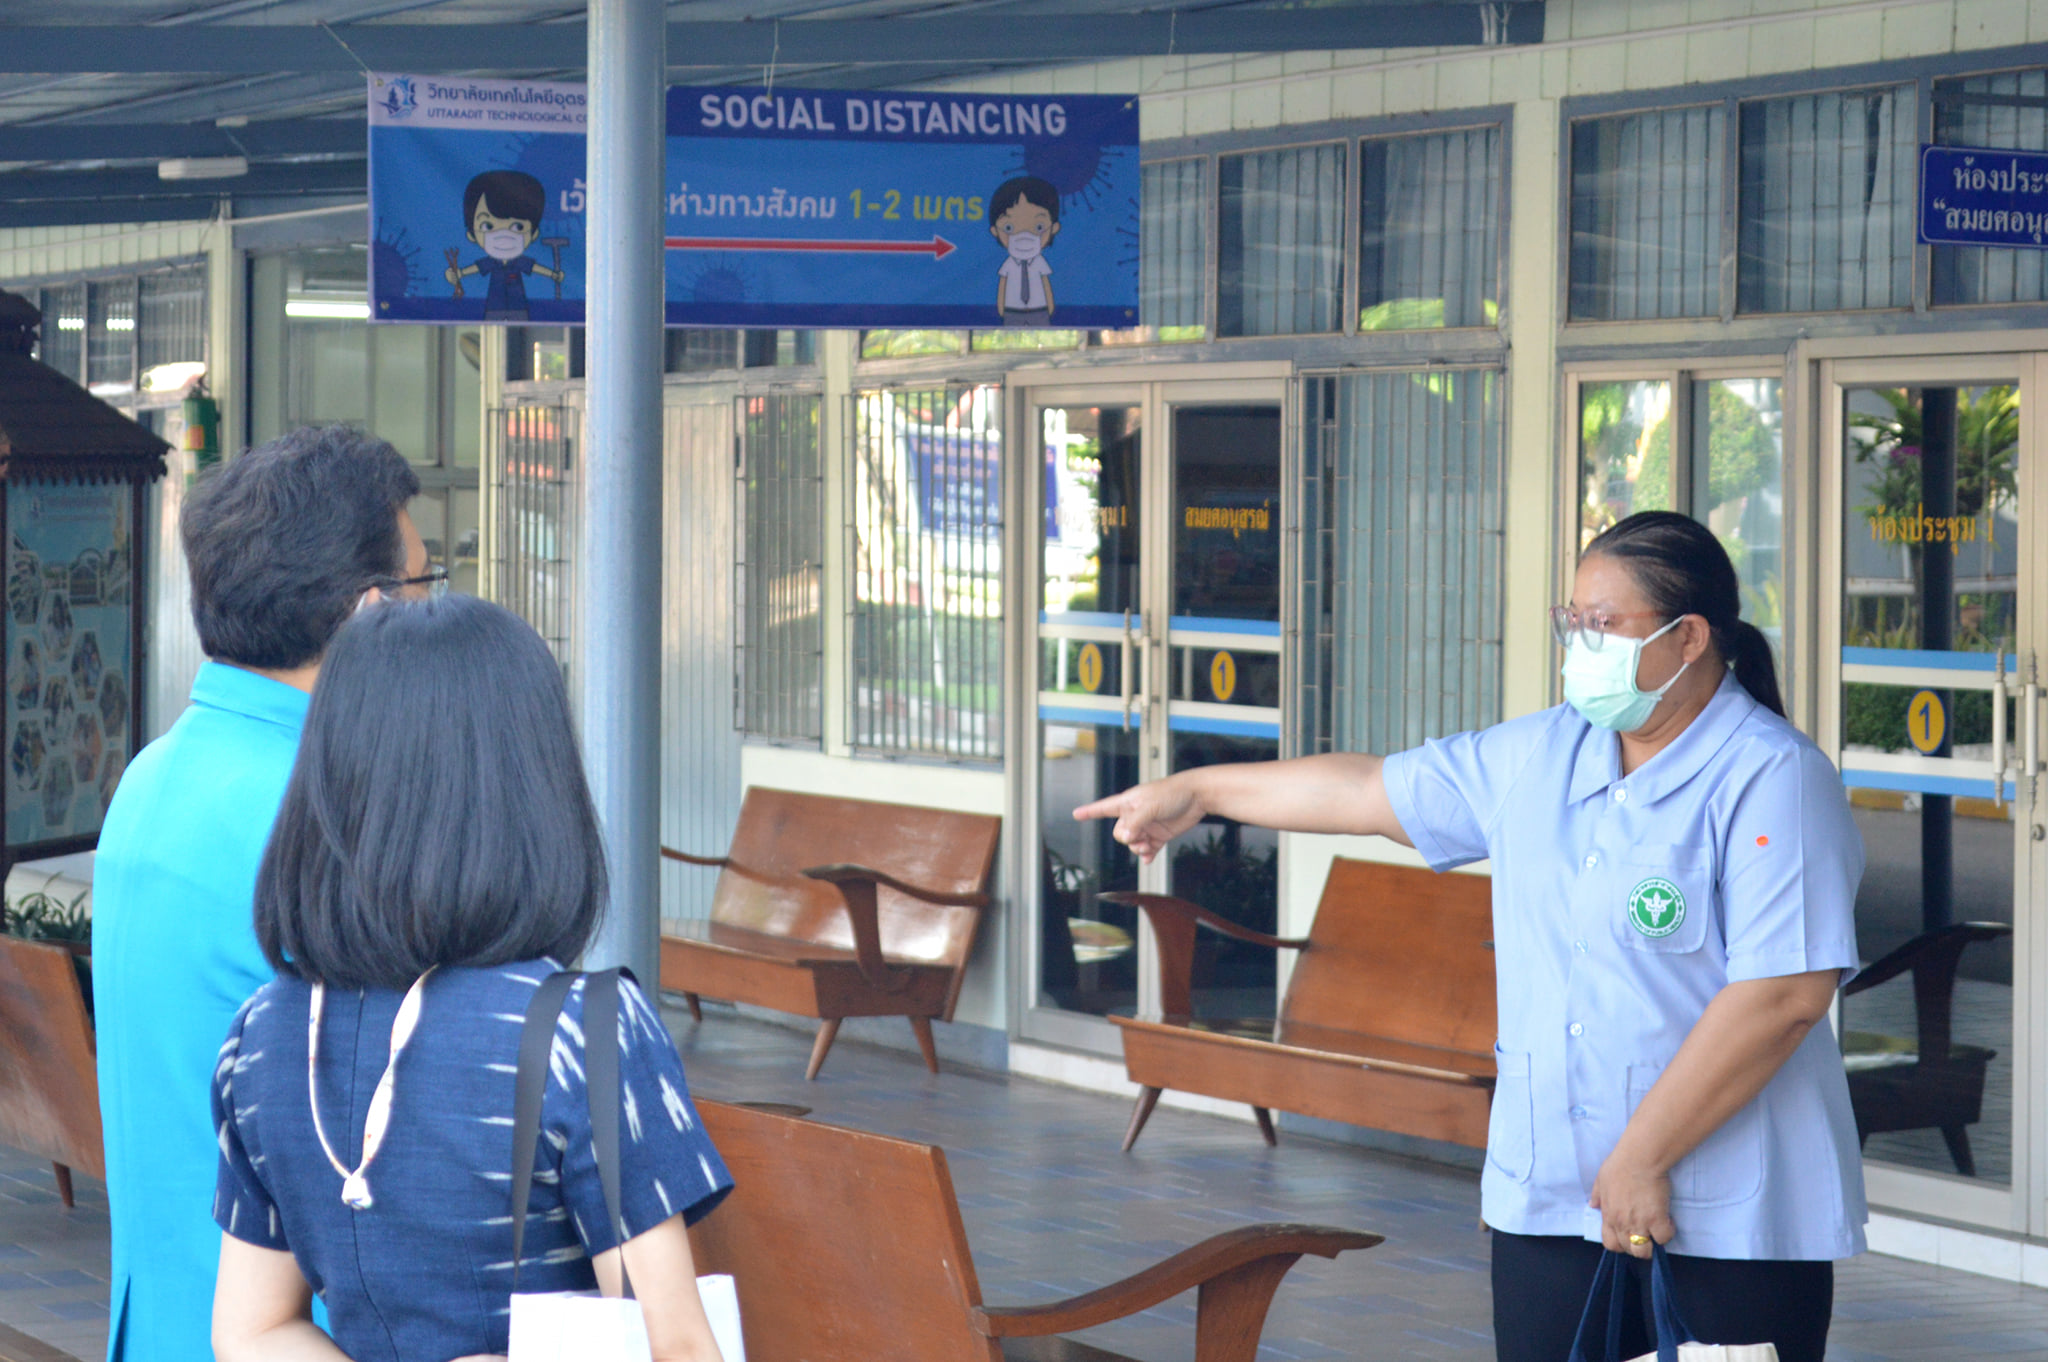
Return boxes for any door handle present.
[1120,610,1135,731]
[1992,643,2009,809]
[2025,680,2040,785]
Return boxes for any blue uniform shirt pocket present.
[1626,1063,1764,1208]
[1612,846,1711,955]
[1488,1045,1534,1184]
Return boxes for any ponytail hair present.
[1583,511,1786,718]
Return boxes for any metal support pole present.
[578,0,665,979]
[1920,387,1956,933]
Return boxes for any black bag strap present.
[509,967,637,1298]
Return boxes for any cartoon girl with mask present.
[989,176,1060,327]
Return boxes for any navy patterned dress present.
[212,962,733,1362]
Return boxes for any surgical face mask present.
[482,229,528,260]
[1005,231,1042,261]
[1560,616,1690,732]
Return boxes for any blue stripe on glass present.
[1041,610,1128,629]
[1166,713,1282,739]
[1840,768,2013,801]
[1038,704,1125,728]
[1166,616,1283,637]
[1841,647,2016,673]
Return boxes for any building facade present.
[11,0,2048,1281]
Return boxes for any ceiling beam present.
[0,7,1545,75]
[0,118,361,163]
[0,197,218,231]
[0,159,364,207]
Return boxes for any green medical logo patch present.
[1627,877,1686,938]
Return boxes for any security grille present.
[490,403,577,667]
[1301,369,1504,756]
[1738,85,1917,313]
[1569,106,1726,321]
[848,384,1003,763]
[138,264,208,373]
[735,393,825,743]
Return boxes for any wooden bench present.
[660,787,1000,1080]
[0,937,102,1206]
[1841,920,2013,1177]
[688,1099,1380,1362]
[1106,856,1495,1151]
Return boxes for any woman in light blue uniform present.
[1077,512,1865,1362]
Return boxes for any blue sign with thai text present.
[1919,144,2048,249]
[367,74,1141,329]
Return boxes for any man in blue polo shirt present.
[92,426,427,1362]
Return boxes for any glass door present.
[1036,395,1147,1022]
[1160,397,1284,1022]
[1027,380,1287,1044]
[1822,355,2040,1233]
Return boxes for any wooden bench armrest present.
[1098,892,1309,1018]
[795,864,987,994]
[801,863,991,909]
[1097,892,1309,951]
[971,1223,1379,1354]
[659,846,730,869]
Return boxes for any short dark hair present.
[182,425,420,669]
[1584,510,1786,718]
[256,596,607,990]
[465,170,546,231]
[988,176,1060,225]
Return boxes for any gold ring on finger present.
[1628,1234,1650,1246]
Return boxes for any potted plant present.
[2,876,91,1018]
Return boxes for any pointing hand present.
[1072,777,1203,863]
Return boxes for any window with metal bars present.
[1358,125,1503,331]
[1142,158,1207,337]
[1299,369,1504,757]
[1737,84,1917,313]
[1933,68,2048,305]
[138,264,207,378]
[1218,143,1348,337]
[848,384,1003,763]
[1569,106,1726,321]
[490,404,577,668]
[85,278,138,393]
[735,393,825,744]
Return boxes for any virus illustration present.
[684,257,758,307]
[1014,140,1130,215]
[372,231,422,300]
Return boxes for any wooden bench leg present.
[909,1017,940,1074]
[683,992,703,1022]
[51,1163,72,1209]
[1122,1085,1163,1152]
[1252,1107,1278,1147]
[1942,1124,1977,1178]
[805,1019,842,1081]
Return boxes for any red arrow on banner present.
[664,234,956,260]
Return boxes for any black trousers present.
[1491,1231,1833,1362]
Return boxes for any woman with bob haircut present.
[208,595,733,1362]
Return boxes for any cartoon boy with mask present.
[444,169,563,322]
[989,176,1061,327]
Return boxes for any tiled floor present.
[7,1006,2048,1361]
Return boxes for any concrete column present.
[578,0,665,979]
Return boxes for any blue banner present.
[1919,144,2048,249]
[367,74,1140,329]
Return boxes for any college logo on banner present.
[367,76,1141,329]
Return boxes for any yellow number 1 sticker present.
[1908,689,1946,755]
[1209,650,1238,703]
[1076,643,1104,694]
